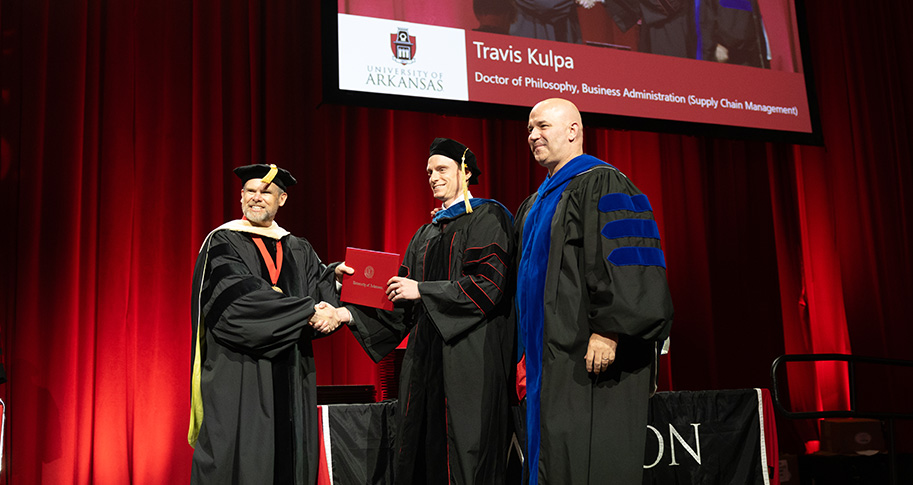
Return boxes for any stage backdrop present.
[1,0,911,483]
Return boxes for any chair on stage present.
[770,354,913,485]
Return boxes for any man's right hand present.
[309,301,351,334]
[585,332,618,375]
[310,302,340,334]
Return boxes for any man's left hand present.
[585,332,618,375]
[714,44,730,63]
[335,262,354,284]
[386,276,420,302]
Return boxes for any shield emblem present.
[390,28,417,65]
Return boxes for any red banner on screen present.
[465,31,811,133]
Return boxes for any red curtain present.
[1,0,911,482]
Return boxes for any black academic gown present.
[515,164,673,484]
[510,0,582,43]
[189,222,337,484]
[699,0,767,67]
[603,0,696,58]
[347,201,515,485]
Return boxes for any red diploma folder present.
[340,247,401,311]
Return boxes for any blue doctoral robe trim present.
[517,154,608,485]
[432,198,513,224]
[601,218,661,240]
[720,0,752,11]
[608,246,667,268]
[598,192,653,213]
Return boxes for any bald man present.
[514,99,673,484]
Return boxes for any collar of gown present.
[217,219,290,240]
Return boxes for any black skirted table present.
[314,388,778,484]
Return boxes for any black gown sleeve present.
[580,168,673,341]
[511,0,582,43]
[603,0,642,32]
[200,230,319,359]
[419,204,513,343]
[345,304,410,363]
[514,0,577,18]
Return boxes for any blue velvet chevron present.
[600,218,661,240]
[599,192,666,269]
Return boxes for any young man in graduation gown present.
[320,139,516,484]
[188,164,341,484]
[516,99,673,484]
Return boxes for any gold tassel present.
[461,148,473,214]
[260,164,278,185]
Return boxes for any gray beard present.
[243,207,275,225]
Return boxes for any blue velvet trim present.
[601,219,661,240]
[720,0,752,11]
[517,154,607,485]
[432,198,513,224]
[598,192,653,213]
[608,246,667,268]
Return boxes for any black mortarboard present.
[429,138,481,185]
[233,164,297,191]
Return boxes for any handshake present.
[309,301,352,334]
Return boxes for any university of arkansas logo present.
[391,28,416,65]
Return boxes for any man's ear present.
[278,191,288,207]
[568,121,580,143]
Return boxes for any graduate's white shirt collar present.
[442,191,473,210]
